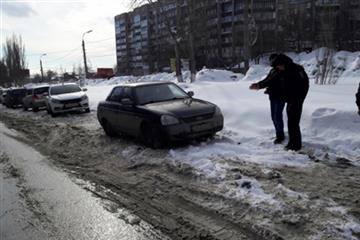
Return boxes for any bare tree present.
[2,34,27,86]
[0,60,10,87]
[315,6,338,85]
[187,0,196,82]
[46,70,57,82]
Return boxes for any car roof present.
[49,83,79,88]
[115,81,174,88]
[33,85,50,89]
[26,85,50,89]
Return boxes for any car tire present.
[142,123,164,149]
[85,108,90,113]
[102,119,116,137]
[23,105,28,111]
[48,107,57,117]
[32,106,39,112]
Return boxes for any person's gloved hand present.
[249,83,259,90]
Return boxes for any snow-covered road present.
[0,122,167,240]
[1,107,360,239]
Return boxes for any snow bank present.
[241,64,271,82]
[195,68,244,82]
[83,49,360,169]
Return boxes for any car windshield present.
[135,83,189,105]
[34,87,49,94]
[50,85,81,95]
[11,89,26,95]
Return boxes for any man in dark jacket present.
[250,53,287,144]
[272,54,309,151]
[356,83,360,115]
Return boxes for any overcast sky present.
[1,0,132,75]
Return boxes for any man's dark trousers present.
[286,100,305,149]
[270,98,286,139]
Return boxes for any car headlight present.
[51,98,62,104]
[161,115,180,126]
[214,106,222,115]
[81,95,88,101]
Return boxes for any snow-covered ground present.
[2,49,360,239]
[85,50,360,171]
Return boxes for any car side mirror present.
[187,91,194,97]
[121,98,134,106]
[82,88,88,92]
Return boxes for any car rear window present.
[50,85,81,95]
[34,87,49,94]
[11,89,26,95]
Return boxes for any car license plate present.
[65,103,78,108]
[192,123,211,132]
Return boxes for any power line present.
[88,54,115,58]
[87,37,114,44]
[45,46,82,63]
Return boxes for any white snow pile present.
[195,68,244,82]
[241,64,271,82]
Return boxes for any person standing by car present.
[250,53,287,144]
[356,82,360,116]
[271,54,309,151]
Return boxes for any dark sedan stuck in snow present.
[97,82,223,147]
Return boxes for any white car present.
[46,83,90,117]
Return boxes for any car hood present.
[50,92,86,100]
[141,98,216,118]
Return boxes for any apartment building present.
[114,0,360,76]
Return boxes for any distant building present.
[115,0,360,76]
[95,68,114,79]
[19,69,30,79]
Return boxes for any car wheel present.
[85,108,90,113]
[142,123,164,149]
[48,107,57,117]
[23,105,28,111]
[32,105,39,112]
[102,119,116,137]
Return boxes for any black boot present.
[285,143,301,151]
[273,134,285,144]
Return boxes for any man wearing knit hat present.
[250,53,287,144]
[272,54,309,151]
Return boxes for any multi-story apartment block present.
[115,0,360,76]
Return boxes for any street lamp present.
[82,30,93,80]
[40,53,47,82]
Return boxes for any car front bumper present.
[50,100,89,113]
[163,115,223,141]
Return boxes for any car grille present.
[60,98,82,104]
[182,113,214,123]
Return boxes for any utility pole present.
[243,0,250,72]
[82,30,93,79]
[40,53,46,82]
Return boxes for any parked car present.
[46,83,89,117]
[4,88,26,108]
[97,82,224,148]
[23,85,50,112]
[0,89,4,103]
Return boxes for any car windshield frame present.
[134,83,190,105]
[50,85,82,95]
